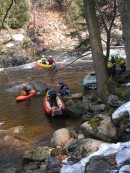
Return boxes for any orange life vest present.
[21,90,27,96]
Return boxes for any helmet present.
[42,55,45,58]
[119,56,123,59]
[59,81,63,85]
[49,55,52,58]
[111,54,114,58]
[115,55,118,59]
[22,83,26,87]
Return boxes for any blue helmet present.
[59,81,63,85]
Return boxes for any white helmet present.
[42,55,45,58]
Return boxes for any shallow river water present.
[0,61,93,169]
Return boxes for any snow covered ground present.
[112,101,130,119]
[61,141,130,173]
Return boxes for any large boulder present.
[66,102,89,118]
[51,128,71,147]
[107,95,124,107]
[85,155,111,173]
[80,114,117,142]
[64,138,103,161]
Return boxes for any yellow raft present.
[37,60,53,68]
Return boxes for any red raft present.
[43,95,65,117]
[16,90,36,101]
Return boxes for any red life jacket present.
[48,58,54,64]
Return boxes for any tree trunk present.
[83,0,108,96]
[118,0,130,70]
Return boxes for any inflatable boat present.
[16,90,36,101]
[37,60,53,69]
[43,96,65,117]
[82,71,97,89]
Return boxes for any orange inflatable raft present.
[43,95,65,117]
[16,90,36,101]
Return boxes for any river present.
[0,59,93,170]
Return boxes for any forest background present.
[0,0,130,97]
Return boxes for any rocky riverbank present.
[2,80,130,173]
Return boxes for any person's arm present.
[58,86,62,93]
[53,59,56,63]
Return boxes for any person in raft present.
[21,84,31,96]
[45,88,58,106]
[47,55,56,65]
[58,80,70,97]
[40,55,48,64]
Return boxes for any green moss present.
[89,116,103,132]
[115,87,129,100]
[107,107,116,117]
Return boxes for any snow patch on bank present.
[61,141,130,173]
[112,101,130,119]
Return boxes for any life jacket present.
[60,84,70,96]
[21,90,27,96]
[119,60,125,65]
[41,58,47,64]
[48,58,54,64]
[65,88,71,94]
[21,87,30,95]
[107,61,113,68]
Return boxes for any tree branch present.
[51,52,92,80]
[0,0,14,32]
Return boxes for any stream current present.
[0,59,93,170]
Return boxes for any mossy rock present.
[88,116,103,132]
[107,107,116,117]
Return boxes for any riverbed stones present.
[71,93,83,100]
[67,138,103,161]
[24,146,50,161]
[51,128,71,147]
[89,104,105,112]
[85,155,111,173]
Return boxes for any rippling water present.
[0,62,93,169]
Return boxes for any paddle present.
[59,64,65,69]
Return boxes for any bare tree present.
[95,0,117,62]
[118,0,130,70]
[83,0,108,96]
